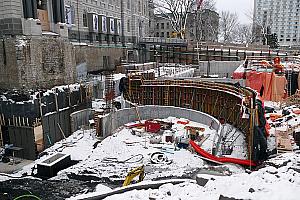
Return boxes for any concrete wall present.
[195,61,242,77]
[70,109,95,133]
[0,36,76,89]
[0,38,19,87]
[99,105,221,138]
[0,35,126,90]
[118,62,156,73]
[74,45,124,73]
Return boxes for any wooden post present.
[54,89,59,112]
[57,123,67,140]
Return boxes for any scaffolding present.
[104,73,115,112]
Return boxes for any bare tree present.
[219,11,239,43]
[201,0,216,11]
[179,0,218,42]
[235,23,256,44]
[154,0,195,39]
[246,9,272,45]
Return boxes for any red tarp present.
[245,72,287,102]
[145,120,161,133]
[190,140,257,167]
[232,71,245,79]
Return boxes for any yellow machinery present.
[123,165,145,187]
[171,30,185,38]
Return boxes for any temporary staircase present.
[286,70,293,96]
[105,73,115,112]
[0,114,5,147]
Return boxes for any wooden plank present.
[276,130,293,152]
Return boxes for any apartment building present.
[254,0,300,46]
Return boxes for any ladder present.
[0,114,4,146]
[287,70,292,96]
[104,73,115,112]
[164,86,169,106]
[0,128,3,147]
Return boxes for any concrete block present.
[196,176,209,186]
[219,195,243,200]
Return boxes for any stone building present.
[187,9,219,43]
[150,9,219,42]
[0,0,149,44]
[0,0,150,90]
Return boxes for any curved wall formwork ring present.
[124,79,257,161]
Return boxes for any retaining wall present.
[99,105,220,138]
[195,61,242,77]
[70,109,95,133]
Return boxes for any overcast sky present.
[215,0,254,24]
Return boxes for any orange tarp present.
[246,72,287,102]
[245,71,264,92]
[298,73,300,90]
[272,75,287,102]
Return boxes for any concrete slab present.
[0,159,33,174]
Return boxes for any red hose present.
[190,140,256,167]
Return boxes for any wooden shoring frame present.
[128,79,255,160]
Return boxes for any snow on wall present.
[99,105,221,139]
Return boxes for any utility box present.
[37,153,71,178]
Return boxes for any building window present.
[127,19,131,32]
[161,23,164,29]
[161,32,164,37]
[138,1,141,12]
[166,22,170,29]
[37,0,47,10]
[83,11,88,27]
[156,23,159,29]
[166,32,169,38]
[156,32,159,37]
[66,5,76,25]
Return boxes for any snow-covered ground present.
[55,117,219,182]
[66,152,300,200]
[1,102,300,200]
[143,65,195,78]
[98,151,300,200]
